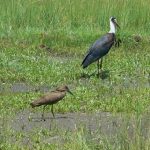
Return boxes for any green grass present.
[0,0,150,44]
[0,0,150,149]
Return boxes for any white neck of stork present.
[109,20,116,34]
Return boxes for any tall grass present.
[0,0,150,41]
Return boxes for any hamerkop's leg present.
[51,105,55,118]
[42,105,46,121]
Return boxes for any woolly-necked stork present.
[81,17,120,76]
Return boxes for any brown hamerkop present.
[30,85,73,120]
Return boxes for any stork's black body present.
[81,17,120,76]
[82,33,115,68]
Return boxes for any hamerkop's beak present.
[68,89,74,96]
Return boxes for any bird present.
[30,85,73,121]
[81,17,120,76]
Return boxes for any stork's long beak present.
[114,20,120,28]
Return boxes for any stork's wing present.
[81,33,115,68]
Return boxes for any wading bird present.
[81,17,120,76]
[30,85,73,121]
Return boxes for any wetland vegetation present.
[0,0,150,149]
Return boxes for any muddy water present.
[9,110,150,141]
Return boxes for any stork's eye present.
[111,17,116,21]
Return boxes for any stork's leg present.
[100,58,103,70]
[115,38,122,47]
[42,105,46,121]
[51,105,55,118]
[97,59,100,76]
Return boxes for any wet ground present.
[0,77,149,94]
[1,109,149,145]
